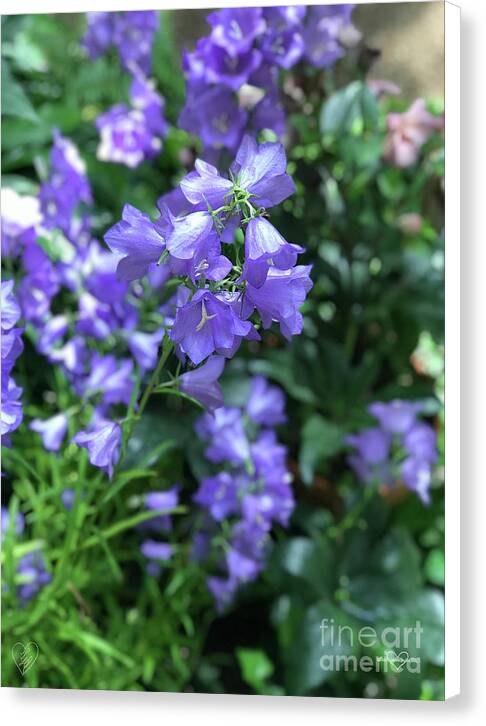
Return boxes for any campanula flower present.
[104,204,166,281]
[180,355,225,412]
[30,413,68,452]
[73,420,121,479]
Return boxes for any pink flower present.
[384,99,443,168]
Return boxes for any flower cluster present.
[82,11,167,168]
[1,132,170,477]
[96,67,168,168]
[40,129,92,241]
[179,5,360,157]
[192,376,293,610]
[384,99,444,168]
[345,400,438,504]
[82,10,159,75]
[105,135,313,372]
[1,281,24,446]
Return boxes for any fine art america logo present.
[319,618,423,674]
[11,641,39,676]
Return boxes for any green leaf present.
[284,600,359,694]
[236,648,281,694]
[320,81,378,137]
[1,61,39,122]
[271,536,334,596]
[299,414,345,484]
[424,548,445,586]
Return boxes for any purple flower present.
[403,422,438,462]
[145,486,180,512]
[368,400,422,434]
[128,330,164,372]
[208,8,265,55]
[243,216,303,287]
[180,85,248,152]
[164,210,215,261]
[96,105,158,168]
[401,457,432,505]
[345,428,391,465]
[246,375,286,426]
[170,289,256,366]
[231,135,296,208]
[17,551,51,602]
[1,280,21,331]
[112,11,159,75]
[82,11,114,58]
[242,265,313,339]
[302,5,359,69]
[61,488,77,511]
[180,355,225,412]
[83,11,159,75]
[140,540,173,561]
[82,354,133,406]
[73,420,121,479]
[40,131,91,238]
[196,407,250,464]
[96,72,167,168]
[347,398,438,504]
[180,159,233,210]
[226,519,269,582]
[260,27,304,69]
[186,38,261,92]
[18,244,60,324]
[1,507,25,540]
[207,575,238,611]
[104,204,166,281]
[30,413,68,452]
[194,472,242,521]
[1,281,24,444]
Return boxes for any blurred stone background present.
[355,1,444,99]
[170,1,445,100]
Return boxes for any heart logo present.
[385,649,410,673]
[12,641,39,675]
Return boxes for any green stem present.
[329,484,377,539]
[137,335,173,418]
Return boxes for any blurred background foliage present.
[2,6,444,700]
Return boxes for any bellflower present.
[1,507,25,540]
[246,375,287,426]
[40,130,91,239]
[243,265,313,339]
[179,355,225,412]
[140,540,173,561]
[104,204,166,281]
[194,472,242,522]
[1,281,24,445]
[208,8,265,55]
[72,420,121,479]
[196,407,250,465]
[83,10,159,75]
[179,5,358,156]
[96,71,167,168]
[347,399,438,504]
[170,289,256,366]
[17,551,52,603]
[128,330,164,372]
[192,379,293,608]
[30,413,68,452]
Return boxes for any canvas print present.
[1,2,445,699]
